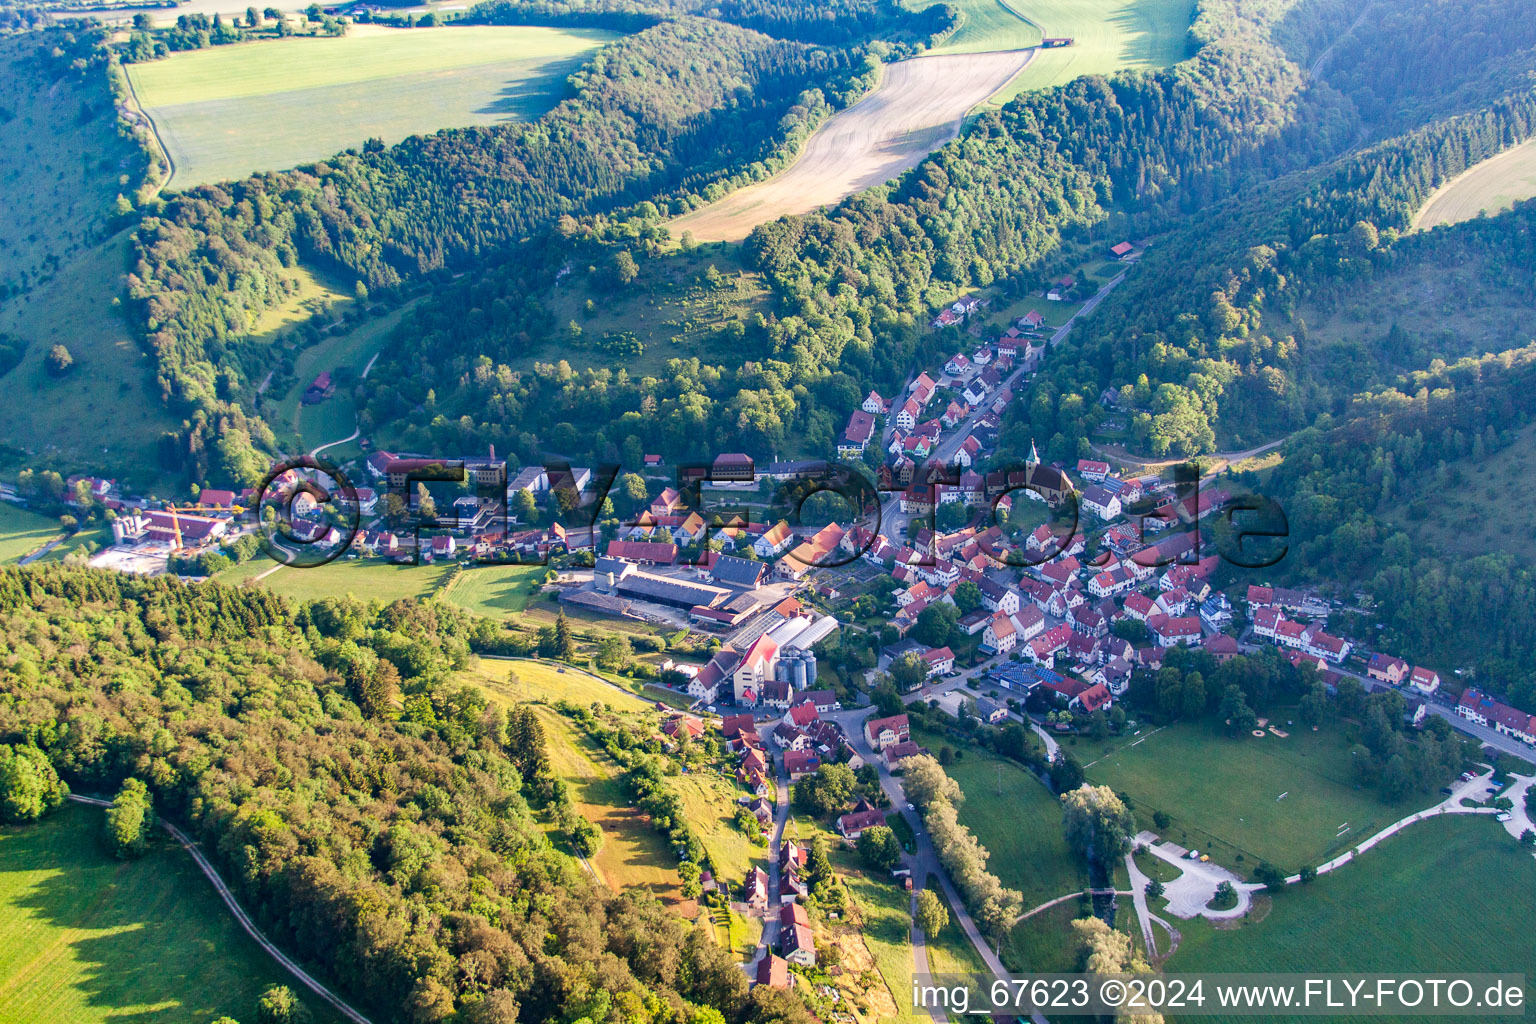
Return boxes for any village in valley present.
[4,231,1533,1008]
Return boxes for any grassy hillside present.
[0,803,337,1024]
[1381,419,1536,564]
[1171,816,1534,1012]
[0,32,142,302]
[537,245,772,377]
[0,234,180,488]
[127,25,617,186]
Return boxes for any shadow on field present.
[0,803,293,1023]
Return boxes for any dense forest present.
[121,0,1536,483]
[469,0,958,46]
[130,14,881,482]
[0,565,810,1024]
[1248,339,1536,710]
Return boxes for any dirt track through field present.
[669,49,1034,241]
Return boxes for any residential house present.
[784,749,821,780]
[1027,624,1074,665]
[755,520,794,559]
[837,807,887,840]
[1071,682,1113,713]
[920,646,955,677]
[1409,666,1441,695]
[754,954,790,989]
[1367,654,1410,686]
[1076,459,1110,482]
[864,714,911,751]
[981,613,1017,656]
[1081,484,1122,522]
[1093,657,1133,696]
[719,712,756,739]
[779,904,816,966]
[1147,614,1202,647]
[839,409,877,456]
[975,697,1009,724]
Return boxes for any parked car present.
[1495,812,1512,822]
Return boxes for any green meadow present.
[0,803,339,1024]
[128,25,617,186]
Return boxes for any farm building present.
[302,371,335,404]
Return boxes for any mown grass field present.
[0,803,339,1024]
[991,0,1195,104]
[919,0,1194,104]
[0,502,61,563]
[926,0,1044,54]
[216,555,453,603]
[128,25,616,186]
[1082,722,1440,872]
[468,657,652,712]
[1171,816,1535,1015]
[1413,138,1536,230]
[440,563,546,618]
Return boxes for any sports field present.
[1083,722,1440,872]
[1172,816,1534,1012]
[0,804,337,1024]
[0,502,61,564]
[1413,137,1536,230]
[127,25,616,186]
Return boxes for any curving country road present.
[669,49,1035,242]
[66,794,373,1024]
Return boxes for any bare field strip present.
[1413,138,1536,230]
[668,49,1032,242]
